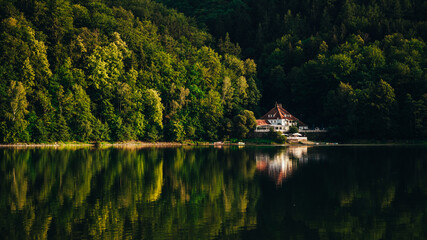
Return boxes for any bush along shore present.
[0,138,318,148]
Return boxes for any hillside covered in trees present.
[0,0,426,143]
[157,0,427,140]
[0,0,260,143]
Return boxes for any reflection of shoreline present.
[1,147,260,239]
[256,147,309,184]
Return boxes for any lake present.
[1,145,426,239]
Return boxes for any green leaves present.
[70,84,94,141]
[0,0,260,143]
[6,81,28,122]
[262,32,426,139]
[233,110,256,139]
[3,81,29,142]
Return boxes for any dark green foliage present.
[288,126,298,134]
[157,0,427,56]
[2,81,30,142]
[1,0,426,142]
[156,0,427,140]
[233,110,257,139]
[268,128,287,144]
[264,34,427,139]
[0,0,260,143]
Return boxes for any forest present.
[0,0,260,143]
[0,0,426,142]
[157,0,427,140]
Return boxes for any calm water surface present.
[0,145,426,239]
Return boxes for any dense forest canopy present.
[157,0,427,140]
[0,0,260,143]
[0,0,426,142]
[158,0,427,54]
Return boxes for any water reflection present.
[256,147,318,184]
[0,147,259,239]
[248,146,427,240]
[0,146,426,240]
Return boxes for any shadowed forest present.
[0,0,426,142]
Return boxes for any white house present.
[255,103,307,133]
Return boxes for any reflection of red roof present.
[260,103,306,126]
[256,161,267,171]
[256,119,269,126]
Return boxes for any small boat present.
[237,142,245,145]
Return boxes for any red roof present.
[256,119,269,126]
[259,103,306,126]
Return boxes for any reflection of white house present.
[255,103,307,133]
[256,147,308,184]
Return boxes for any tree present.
[3,81,29,142]
[201,90,223,140]
[235,76,249,105]
[32,89,55,142]
[70,84,94,141]
[144,89,163,141]
[167,119,185,142]
[288,126,299,134]
[233,110,256,139]
[221,77,234,112]
[268,128,286,144]
[325,82,358,138]
[53,113,71,141]
[21,58,35,88]
[218,33,241,57]
[365,79,396,138]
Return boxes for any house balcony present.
[255,125,290,133]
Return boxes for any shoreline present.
[0,140,425,148]
[0,141,185,148]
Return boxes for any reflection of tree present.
[0,147,259,239]
[248,146,427,240]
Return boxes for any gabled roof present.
[260,103,306,126]
[256,119,269,126]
